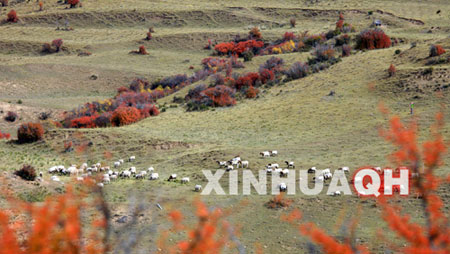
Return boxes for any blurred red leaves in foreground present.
[0,180,108,254]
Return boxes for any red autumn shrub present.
[267,193,292,209]
[139,104,159,118]
[17,122,44,144]
[429,44,446,57]
[214,42,235,55]
[388,63,396,77]
[68,0,79,8]
[145,32,152,40]
[4,111,18,122]
[6,10,18,23]
[356,29,391,50]
[259,68,275,83]
[245,86,259,98]
[235,72,260,90]
[51,39,63,52]
[202,86,236,107]
[138,45,148,55]
[69,115,98,128]
[283,32,295,41]
[111,106,141,126]
[39,1,43,11]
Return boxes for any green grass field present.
[0,0,449,253]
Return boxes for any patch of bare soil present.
[0,101,63,135]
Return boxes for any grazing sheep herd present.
[44,151,357,196]
[45,155,202,191]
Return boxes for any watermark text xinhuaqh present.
[200,166,413,197]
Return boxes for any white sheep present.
[323,172,332,180]
[114,162,121,168]
[39,171,43,177]
[279,182,287,192]
[226,165,234,171]
[103,177,111,184]
[260,151,270,158]
[110,175,118,181]
[97,183,104,188]
[95,162,101,168]
[270,150,278,156]
[129,156,136,162]
[51,175,60,182]
[280,169,289,177]
[129,167,136,174]
[194,185,202,192]
[147,167,155,172]
[181,177,190,183]
[48,166,58,174]
[285,161,295,168]
[230,160,239,168]
[240,160,249,168]
[266,168,273,174]
[314,175,324,183]
[274,168,283,175]
[139,171,148,177]
[135,174,145,179]
[168,174,177,181]
[120,170,131,178]
[216,161,227,167]
[81,163,88,169]
[119,159,124,164]
[307,167,316,173]
[338,167,350,173]
[149,173,159,180]
[67,166,78,175]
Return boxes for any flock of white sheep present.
[45,155,202,191]
[44,150,356,195]
[218,150,351,195]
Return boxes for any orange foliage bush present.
[388,63,396,77]
[356,29,391,50]
[6,10,18,23]
[249,27,262,39]
[0,131,11,140]
[110,106,142,126]
[0,183,108,254]
[245,86,259,98]
[159,200,231,254]
[138,45,148,55]
[429,44,446,57]
[17,122,44,144]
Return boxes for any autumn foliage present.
[356,29,391,50]
[0,183,108,254]
[6,10,18,23]
[68,0,80,8]
[388,63,396,77]
[429,44,446,57]
[111,106,142,126]
[138,45,148,55]
[17,122,44,144]
[0,130,11,140]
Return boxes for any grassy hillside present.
[0,0,449,253]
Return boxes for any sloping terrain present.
[0,0,449,253]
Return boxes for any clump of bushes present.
[284,62,309,81]
[111,106,142,126]
[17,122,44,143]
[310,45,335,64]
[214,40,264,57]
[290,18,296,28]
[6,10,18,23]
[388,64,396,77]
[4,111,18,122]
[186,85,236,111]
[342,44,351,57]
[356,29,391,50]
[249,27,262,40]
[429,44,446,57]
[245,86,259,98]
[266,193,292,209]
[42,39,64,53]
[14,165,37,181]
[138,45,148,55]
